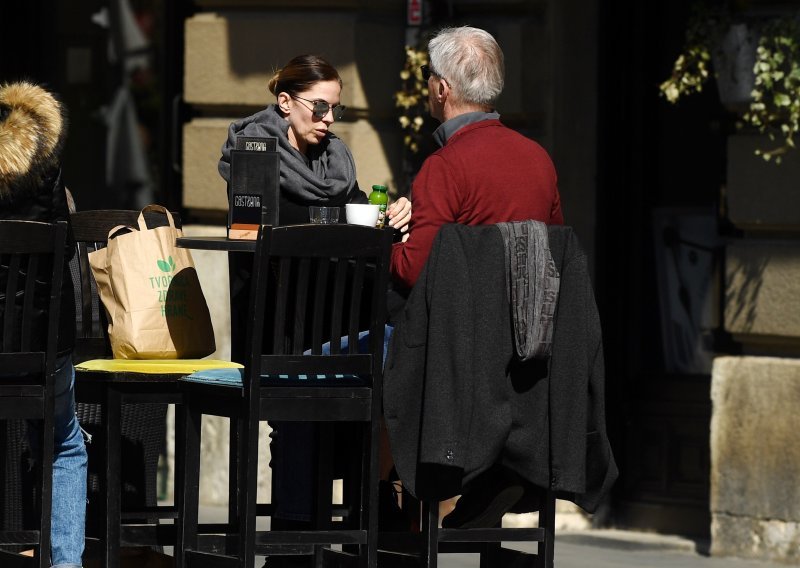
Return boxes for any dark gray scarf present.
[496,220,560,361]
[218,104,356,202]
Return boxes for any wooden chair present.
[0,220,68,568]
[176,224,393,568]
[69,209,239,568]
[378,222,595,568]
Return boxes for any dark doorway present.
[596,0,732,537]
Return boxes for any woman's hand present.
[387,196,412,233]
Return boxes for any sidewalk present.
[194,506,785,567]
[453,530,785,568]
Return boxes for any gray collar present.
[432,111,500,147]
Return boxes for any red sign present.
[407,0,422,26]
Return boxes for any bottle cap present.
[371,184,388,192]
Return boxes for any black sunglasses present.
[420,64,435,81]
[291,95,346,121]
[420,64,445,82]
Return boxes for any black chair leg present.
[228,417,243,557]
[102,387,123,568]
[479,542,502,568]
[237,416,260,568]
[176,401,202,568]
[421,501,438,568]
[38,411,54,568]
[536,491,556,568]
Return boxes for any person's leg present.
[50,354,88,568]
[268,326,393,523]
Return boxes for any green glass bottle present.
[368,184,389,228]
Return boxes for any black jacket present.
[383,223,617,512]
[0,82,75,354]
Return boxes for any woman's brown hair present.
[268,55,342,97]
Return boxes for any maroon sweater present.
[391,119,564,289]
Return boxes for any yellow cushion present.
[75,358,242,375]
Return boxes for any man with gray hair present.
[387,26,566,529]
[390,25,563,289]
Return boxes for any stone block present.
[184,12,356,106]
[184,12,403,114]
[352,18,407,116]
[712,512,800,563]
[726,134,800,230]
[711,356,800,522]
[182,118,231,211]
[724,240,800,339]
[331,120,403,195]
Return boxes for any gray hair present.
[428,26,505,108]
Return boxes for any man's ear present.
[438,80,450,104]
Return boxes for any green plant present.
[659,5,726,103]
[743,18,800,161]
[660,5,800,162]
[394,46,430,154]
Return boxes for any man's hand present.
[387,196,412,232]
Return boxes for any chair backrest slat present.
[347,257,366,355]
[2,254,22,351]
[0,220,67,378]
[272,258,292,354]
[328,258,349,355]
[20,254,40,350]
[291,258,311,354]
[310,258,330,355]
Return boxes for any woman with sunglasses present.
[219,54,411,228]
[219,55,410,568]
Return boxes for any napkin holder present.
[228,138,279,239]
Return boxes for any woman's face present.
[278,80,342,155]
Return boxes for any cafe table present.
[176,235,257,252]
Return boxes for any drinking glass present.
[308,206,340,224]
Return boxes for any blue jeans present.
[26,354,88,568]
[270,326,392,521]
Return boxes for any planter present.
[726,133,800,230]
[712,23,758,112]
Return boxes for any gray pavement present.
[186,505,788,568]
[467,530,785,568]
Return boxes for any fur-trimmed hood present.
[0,81,67,199]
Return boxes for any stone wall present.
[710,134,800,563]
[182,10,407,210]
[711,356,800,563]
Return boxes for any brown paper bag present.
[88,205,216,359]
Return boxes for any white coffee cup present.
[345,203,380,227]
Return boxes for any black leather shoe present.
[441,467,524,529]
[379,479,410,531]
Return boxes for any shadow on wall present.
[725,254,769,334]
